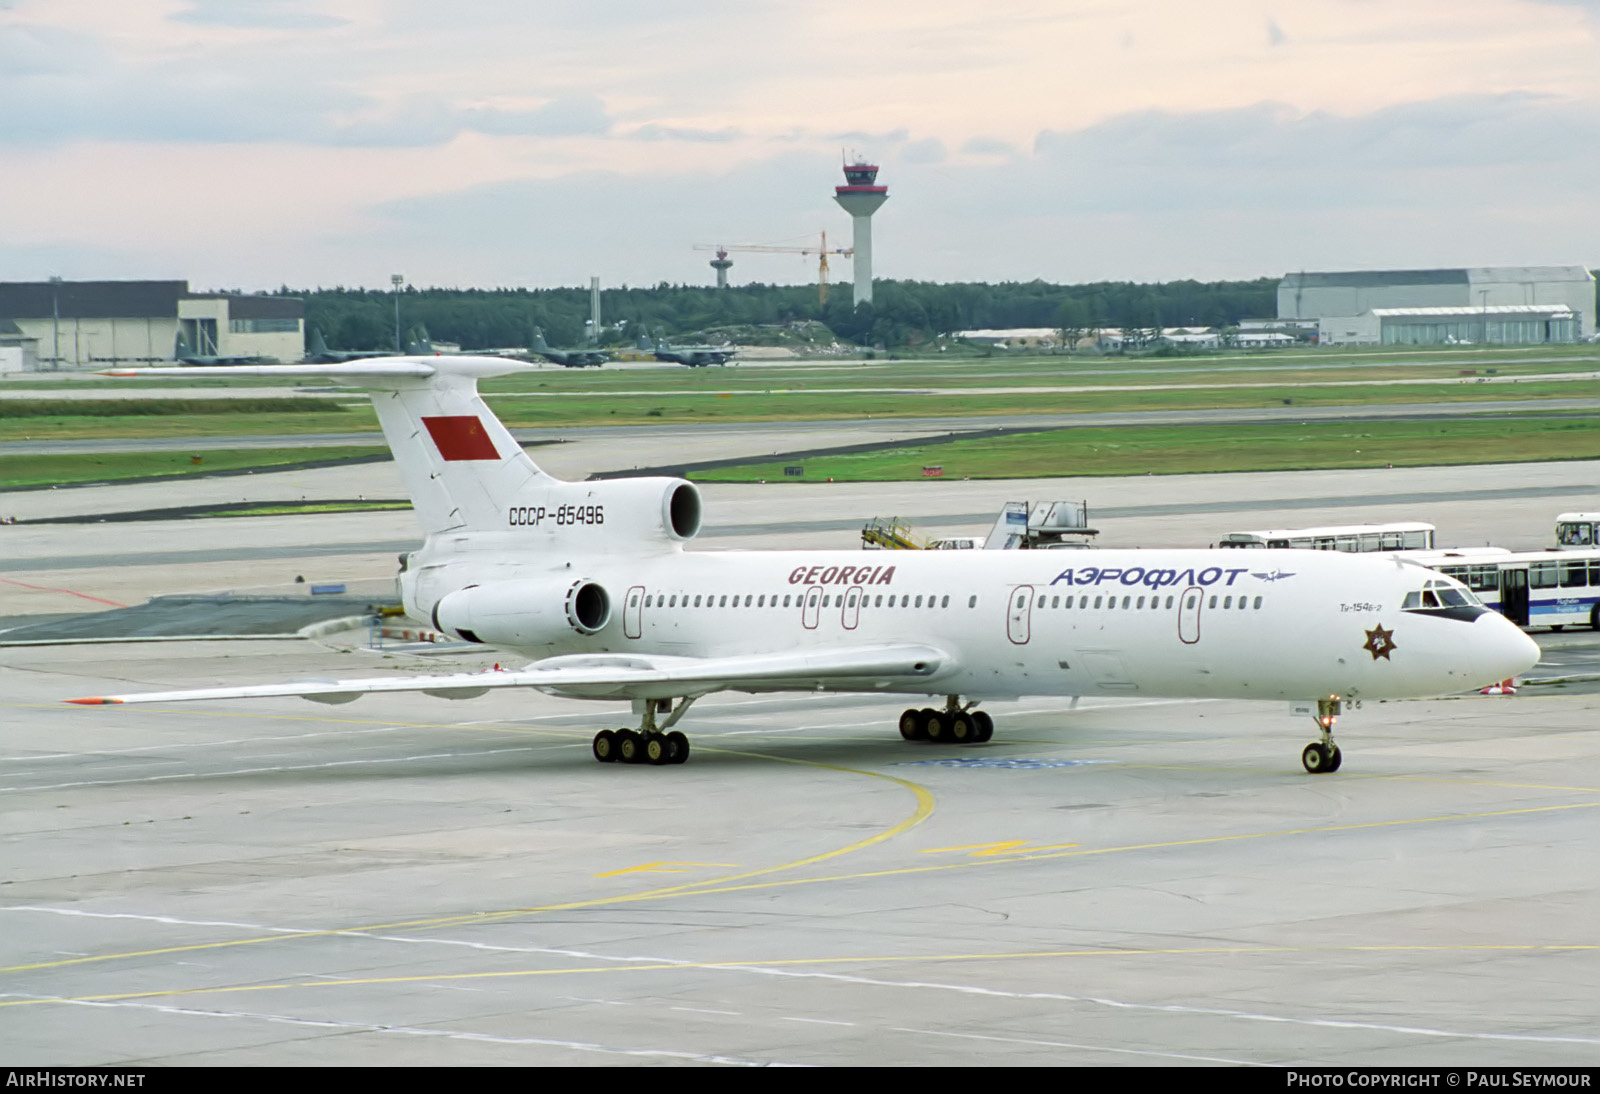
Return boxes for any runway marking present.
[0,747,937,976]
[593,861,738,878]
[0,724,411,764]
[0,744,553,794]
[919,840,1080,857]
[0,994,780,1066]
[12,943,1600,1054]
[890,1025,1264,1066]
[3,796,1590,978]
[0,578,126,608]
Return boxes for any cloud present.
[170,1,346,30]
[628,123,742,143]
[959,136,1016,157]
[901,138,947,164]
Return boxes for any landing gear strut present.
[593,698,694,766]
[1301,698,1343,774]
[899,696,993,745]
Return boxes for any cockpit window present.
[1402,578,1485,619]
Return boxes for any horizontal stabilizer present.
[65,644,951,706]
[98,355,534,385]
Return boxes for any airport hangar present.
[0,279,305,371]
[1278,265,1596,346]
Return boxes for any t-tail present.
[93,356,702,548]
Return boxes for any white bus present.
[1218,521,1435,553]
[1423,548,1600,631]
[1555,513,1600,550]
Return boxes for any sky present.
[2,0,1597,293]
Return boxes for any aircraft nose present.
[1482,612,1541,679]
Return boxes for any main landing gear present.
[899,697,993,745]
[1301,697,1343,774]
[592,698,694,766]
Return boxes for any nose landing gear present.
[1301,698,1343,774]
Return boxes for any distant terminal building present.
[0,279,304,370]
[1277,266,1594,346]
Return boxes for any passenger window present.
[916,595,924,608]
[1238,598,1247,610]
[1253,596,1262,609]
[1136,596,1145,609]
[968,595,977,608]
[719,595,727,607]
[783,595,791,607]
[1122,596,1130,609]
[1208,596,1217,609]
[1036,595,1045,609]
[1015,595,1025,609]
[1185,595,1196,609]
[941,595,949,608]
[1051,596,1059,608]
[1165,596,1173,609]
[1224,596,1232,609]
[1107,597,1116,610]
[645,595,653,607]
[1066,596,1075,608]
[1093,596,1103,608]
[669,595,677,607]
[875,595,883,607]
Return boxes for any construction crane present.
[693,232,853,305]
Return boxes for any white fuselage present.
[405,542,1540,704]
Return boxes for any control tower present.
[833,159,888,307]
[709,247,733,289]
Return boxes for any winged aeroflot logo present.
[1250,569,1297,583]
[1363,624,1397,661]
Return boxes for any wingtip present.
[65,697,122,705]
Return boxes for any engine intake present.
[432,578,611,648]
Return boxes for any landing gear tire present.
[899,708,924,741]
[922,708,946,742]
[973,711,994,743]
[644,734,672,765]
[1302,741,1339,774]
[592,729,618,763]
[617,729,642,764]
[666,731,690,765]
[949,713,974,743]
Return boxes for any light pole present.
[391,274,405,352]
[48,276,62,370]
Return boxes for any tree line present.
[281,277,1284,352]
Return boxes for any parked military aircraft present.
[172,332,276,367]
[529,328,609,368]
[301,327,392,364]
[73,356,1540,773]
[645,333,736,367]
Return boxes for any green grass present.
[0,397,350,418]
[689,418,1600,482]
[0,447,391,489]
[215,501,411,517]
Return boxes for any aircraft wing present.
[66,644,951,706]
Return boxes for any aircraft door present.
[842,585,863,630]
[1007,585,1033,645]
[623,585,644,639]
[1178,585,1203,644]
[802,585,823,630]
[1500,568,1529,627]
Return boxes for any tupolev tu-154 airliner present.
[69,356,1540,772]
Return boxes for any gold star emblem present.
[1363,624,1396,661]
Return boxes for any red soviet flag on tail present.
[422,415,500,461]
